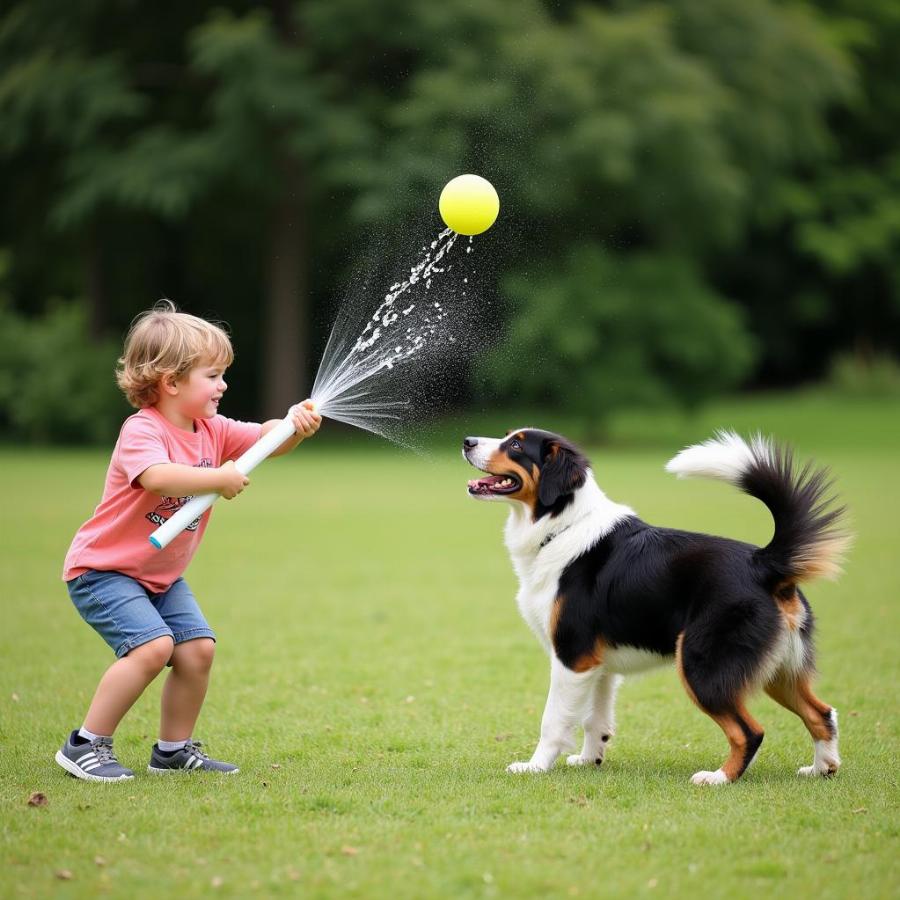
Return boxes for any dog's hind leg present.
[507,657,597,774]
[676,634,765,785]
[566,672,622,767]
[686,700,765,785]
[766,671,840,777]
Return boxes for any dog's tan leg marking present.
[676,633,765,785]
[765,673,840,776]
[571,639,605,674]
[766,674,833,741]
[713,700,765,783]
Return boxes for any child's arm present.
[139,461,249,499]
[266,400,322,457]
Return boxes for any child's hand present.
[291,400,322,441]
[217,460,250,499]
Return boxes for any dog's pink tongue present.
[469,475,505,493]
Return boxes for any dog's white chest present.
[515,581,557,652]
[504,493,634,656]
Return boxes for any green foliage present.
[789,157,900,298]
[666,0,854,189]
[0,50,143,155]
[51,129,221,228]
[0,297,125,443]
[478,245,755,429]
[379,2,743,247]
[0,0,895,436]
[735,0,900,352]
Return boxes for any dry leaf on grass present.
[55,869,73,881]
[27,792,48,807]
[341,845,359,856]
[94,856,107,867]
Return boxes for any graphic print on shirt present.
[145,458,214,532]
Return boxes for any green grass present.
[2,392,899,898]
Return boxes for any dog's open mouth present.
[467,473,521,496]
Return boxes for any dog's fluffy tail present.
[665,431,851,583]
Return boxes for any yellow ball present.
[439,174,499,236]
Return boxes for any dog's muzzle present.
[463,436,521,497]
[462,436,495,469]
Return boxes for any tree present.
[776,0,900,366]
[478,245,754,428]
[382,0,851,421]
[0,0,878,439]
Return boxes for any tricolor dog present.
[463,429,849,784]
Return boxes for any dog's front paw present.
[566,753,603,767]
[507,761,549,774]
[690,769,730,786]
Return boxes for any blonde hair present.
[116,300,234,408]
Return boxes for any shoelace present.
[183,740,210,761]
[91,739,118,765]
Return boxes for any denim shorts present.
[67,570,215,660]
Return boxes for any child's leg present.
[151,578,217,743]
[83,636,175,735]
[150,635,237,773]
[159,638,215,742]
[66,570,179,737]
[148,584,237,773]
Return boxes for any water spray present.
[149,174,498,550]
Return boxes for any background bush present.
[478,246,756,432]
[0,297,125,444]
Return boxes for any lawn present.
[2,391,898,898]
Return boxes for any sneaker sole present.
[147,764,240,775]
[55,750,134,783]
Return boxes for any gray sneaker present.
[147,740,239,774]
[55,732,135,782]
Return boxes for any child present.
[57,300,321,781]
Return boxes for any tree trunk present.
[262,0,308,419]
[85,224,107,338]
[262,156,308,418]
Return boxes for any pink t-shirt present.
[63,406,262,593]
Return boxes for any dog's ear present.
[538,440,588,508]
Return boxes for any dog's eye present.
[510,440,522,451]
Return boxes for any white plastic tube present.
[149,415,297,550]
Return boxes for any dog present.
[462,429,850,784]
